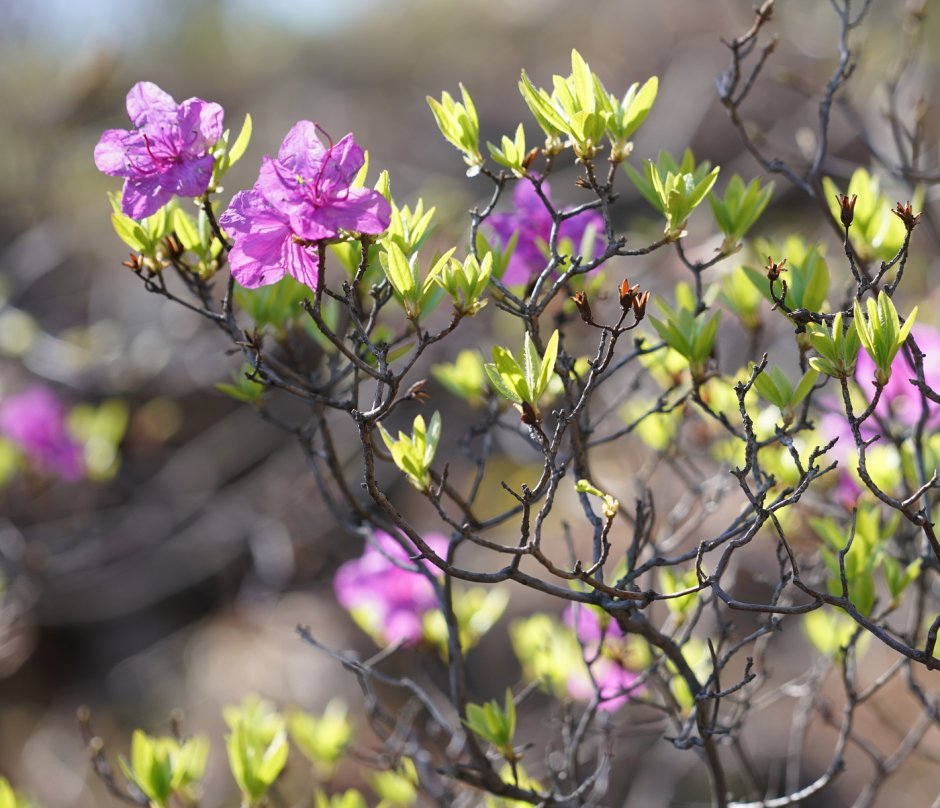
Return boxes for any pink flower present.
[565,658,642,712]
[220,122,391,291]
[333,530,448,646]
[486,180,606,286]
[564,604,643,711]
[94,82,223,219]
[856,325,940,429]
[821,324,940,503]
[0,386,83,481]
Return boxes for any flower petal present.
[512,178,554,221]
[222,190,295,288]
[162,153,215,198]
[283,238,321,290]
[558,209,605,252]
[306,188,391,237]
[125,81,178,128]
[0,386,84,481]
[315,133,364,193]
[121,176,174,219]
[94,129,139,176]
[276,120,327,176]
[177,99,224,153]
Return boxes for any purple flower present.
[564,604,642,711]
[220,122,391,291]
[95,82,223,220]
[820,324,940,503]
[333,530,449,646]
[565,657,642,712]
[486,180,606,286]
[0,386,84,481]
[856,325,940,429]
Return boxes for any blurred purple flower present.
[0,387,83,481]
[221,122,391,291]
[94,82,223,219]
[333,530,448,646]
[821,324,940,504]
[856,325,940,429]
[486,180,606,286]
[564,604,642,711]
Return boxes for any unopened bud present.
[164,234,183,257]
[522,147,540,171]
[891,200,922,232]
[765,256,787,282]
[121,253,141,270]
[835,193,857,228]
[610,139,634,163]
[571,291,593,323]
[518,401,540,426]
[542,136,564,157]
[405,379,430,403]
[619,278,640,309]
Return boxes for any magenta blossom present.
[486,180,606,286]
[564,604,642,711]
[856,325,940,429]
[220,122,391,291]
[0,386,84,481]
[333,530,449,647]
[821,324,940,504]
[95,82,223,219]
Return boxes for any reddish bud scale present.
[571,292,593,323]
[892,201,922,232]
[522,147,540,170]
[519,401,540,426]
[765,256,787,282]
[835,193,857,228]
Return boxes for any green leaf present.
[791,368,819,407]
[484,361,522,404]
[620,76,658,139]
[111,212,148,252]
[535,330,559,399]
[316,790,369,808]
[227,113,253,167]
[172,206,201,252]
[427,85,482,170]
[570,49,595,114]
[290,700,353,771]
[432,350,487,406]
[518,70,567,137]
[382,242,415,298]
[257,730,289,784]
[522,332,538,397]
[380,412,441,490]
[491,345,529,403]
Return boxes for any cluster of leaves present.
[82,697,420,808]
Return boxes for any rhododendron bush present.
[8,1,940,806]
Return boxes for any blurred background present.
[1,0,939,805]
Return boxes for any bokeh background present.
[2,1,940,805]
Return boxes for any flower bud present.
[121,253,141,270]
[619,278,640,309]
[835,193,857,228]
[571,291,593,324]
[404,379,430,403]
[891,200,922,232]
[765,256,787,282]
[522,147,540,171]
[518,401,540,426]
